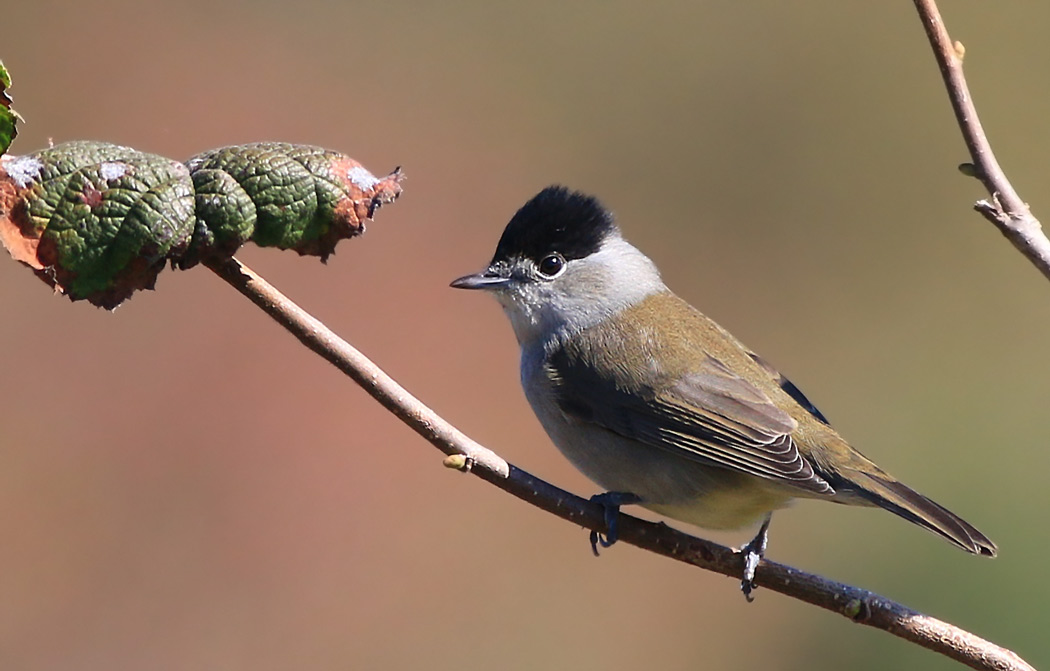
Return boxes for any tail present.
[844,470,997,557]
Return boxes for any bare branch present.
[914,0,1050,282]
[204,255,1034,671]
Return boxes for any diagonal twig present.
[914,0,1050,282]
[204,254,1034,671]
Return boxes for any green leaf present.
[1,141,402,308]
[0,60,19,156]
[183,143,401,265]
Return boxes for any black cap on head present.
[490,186,617,265]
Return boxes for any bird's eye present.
[538,253,565,277]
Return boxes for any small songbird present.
[451,186,996,599]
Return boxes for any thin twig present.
[204,254,1033,671]
[914,0,1050,282]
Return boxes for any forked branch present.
[914,0,1050,281]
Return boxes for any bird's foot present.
[739,514,772,602]
[589,491,641,556]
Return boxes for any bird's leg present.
[739,513,772,602]
[589,491,642,556]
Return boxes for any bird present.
[451,185,996,599]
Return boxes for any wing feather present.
[548,350,834,495]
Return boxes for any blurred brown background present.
[1,2,1047,669]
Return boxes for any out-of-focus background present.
[1,2,1047,669]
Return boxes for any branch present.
[204,254,1033,671]
[914,0,1050,282]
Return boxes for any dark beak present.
[450,269,510,290]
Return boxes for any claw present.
[740,514,772,602]
[588,492,641,556]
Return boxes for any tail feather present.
[847,471,997,557]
